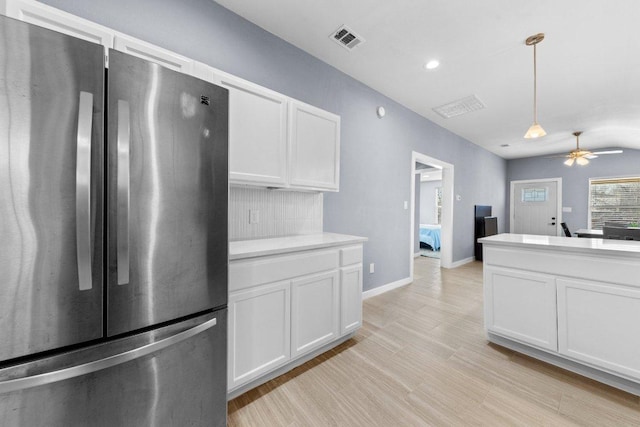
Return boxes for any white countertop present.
[229,232,367,260]
[479,233,640,255]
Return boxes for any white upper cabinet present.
[113,33,194,75]
[289,101,340,192]
[208,68,341,192]
[216,73,289,187]
[3,0,113,49]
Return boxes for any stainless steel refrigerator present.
[0,15,228,426]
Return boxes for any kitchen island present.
[479,233,640,396]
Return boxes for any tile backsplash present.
[229,187,323,240]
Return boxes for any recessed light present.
[425,60,440,70]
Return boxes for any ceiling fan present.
[554,131,623,166]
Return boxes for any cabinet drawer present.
[229,249,339,292]
[340,245,362,266]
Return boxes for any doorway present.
[510,178,562,236]
[410,152,454,280]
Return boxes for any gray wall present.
[507,148,640,232]
[420,180,442,224]
[41,0,507,291]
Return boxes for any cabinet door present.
[288,100,340,191]
[4,0,113,48]
[340,264,363,335]
[557,279,640,381]
[484,266,557,351]
[217,75,288,187]
[291,271,340,357]
[113,34,194,74]
[228,281,291,390]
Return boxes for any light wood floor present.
[228,257,640,426]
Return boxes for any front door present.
[511,179,560,236]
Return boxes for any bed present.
[419,224,441,251]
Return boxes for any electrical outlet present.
[403,201,408,210]
[249,209,259,224]
[369,263,375,274]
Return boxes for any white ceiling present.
[214,0,640,160]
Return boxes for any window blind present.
[589,177,640,229]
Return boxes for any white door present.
[228,281,291,390]
[288,100,340,191]
[484,266,558,351]
[219,75,289,187]
[340,265,362,335]
[291,270,339,358]
[511,179,560,236]
[557,278,640,381]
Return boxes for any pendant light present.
[524,33,546,139]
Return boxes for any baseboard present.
[449,256,475,268]
[363,277,412,300]
[227,332,355,400]
[489,332,640,397]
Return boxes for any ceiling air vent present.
[330,25,365,50]
[432,95,485,119]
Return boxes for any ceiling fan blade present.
[591,150,623,155]
[584,154,598,159]
[544,154,571,158]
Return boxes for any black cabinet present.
[474,205,497,261]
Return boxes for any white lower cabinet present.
[340,264,363,335]
[291,271,339,357]
[557,278,640,381]
[228,243,363,393]
[228,281,291,390]
[484,266,557,351]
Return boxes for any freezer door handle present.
[76,91,94,291]
[117,100,130,286]
[0,317,217,394]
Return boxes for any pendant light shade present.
[564,157,575,166]
[524,33,546,139]
[525,123,546,139]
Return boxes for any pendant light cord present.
[533,43,537,124]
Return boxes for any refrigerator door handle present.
[117,100,130,286]
[0,317,218,394]
[76,91,94,291]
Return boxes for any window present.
[522,187,547,202]
[435,187,442,224]
[589,177,640,229]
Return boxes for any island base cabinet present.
[291,271,339,358]
[228,281,291,390]
[484,266,557,351]
[557,279,640,381]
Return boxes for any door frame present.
[410,151,454,276]
[509,178,562,236]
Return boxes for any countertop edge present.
[229,233,368,261]
[479,233,640,257]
